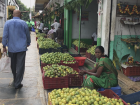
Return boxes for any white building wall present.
[72,0,98,39]
[0,1,6,37]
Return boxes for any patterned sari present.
[82,57,118,89]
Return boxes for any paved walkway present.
[0,32,46,105]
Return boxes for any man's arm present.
[2,23,8,52]
[25,23,31,46]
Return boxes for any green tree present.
[16,0,30,21]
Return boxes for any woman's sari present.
[82,57,118,89]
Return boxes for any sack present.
[0,52,11,71]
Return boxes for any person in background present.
[38,21,44,33]
[56,26,64,45]
[51,20,61,32]
[47,26,55,39]
[92,28,97,46]
[35,19,37,28]
[80,46,118,89]
[44,27,48,35]
[2,10,31,89]
[26,20,31,32]
[51,20,61,41]
[31,21,35,28]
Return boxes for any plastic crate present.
[75,46,87,52]
[68,69,83,87]
[120,91,140,104]
[90,54,96,62]
[48,89,127,105]
[99,90,127,105]
[74,57,86,66]
[60,60,79,68]
[42,72,68,89]
[98,85,122,96]
[41,62,61,70]
[41,62,47,70]
[39,48,52,55]
[122,66,140,76]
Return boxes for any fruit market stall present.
[48,88,127,105]
[121,56,140,82]
[72,40,90,53]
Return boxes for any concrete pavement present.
[0,32,46,105]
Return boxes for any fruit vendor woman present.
[80,46,118,89]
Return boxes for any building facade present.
[0,0,6,37]
[0,0,19,37]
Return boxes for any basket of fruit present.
[72,40,89,52]
[122,56,140,76]
[48,88,127,105]
[42,64,79,89]
[61,60,79,68]
[42,73,69,90]
[68,69,83,87]
[74,57,87,66]
[40,52,79,69]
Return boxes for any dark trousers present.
[8,51,26,87]
[39,29,42,33]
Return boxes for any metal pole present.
[78,6,82,54]
[30,0,32,21]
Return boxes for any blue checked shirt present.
[2,17,31,53]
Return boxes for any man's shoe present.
[15,84,23,89]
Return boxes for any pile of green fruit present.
[87,45,97,55]
[61,53,75,64]
[37,38,61,49]
[36,33,46,38]
[49,88,124,105]
[37,36,48,42]
[41,52,76,64]
[41,52,62,64]
[35,29,39,34]
[43,64,78,78]
[73,40,90,48]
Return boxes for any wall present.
[113,0,140,61]
[0,1,5,37]
[72,0,98,40]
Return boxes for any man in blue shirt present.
[2,10,31,89]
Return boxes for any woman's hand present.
[79,70,86,75]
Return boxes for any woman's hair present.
[95,46,104,53]
[95,46,108,58]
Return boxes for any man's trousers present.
[8,51,26,88]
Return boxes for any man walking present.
[2,10,31,89]
[51,20,61,32]
[56,26,64,45]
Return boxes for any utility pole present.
[30,0,32,21]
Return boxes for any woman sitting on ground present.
[80,46,118,89]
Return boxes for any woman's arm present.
[79,63,98,75]
[85,66,103,78]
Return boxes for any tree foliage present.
[16,0,30,21]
